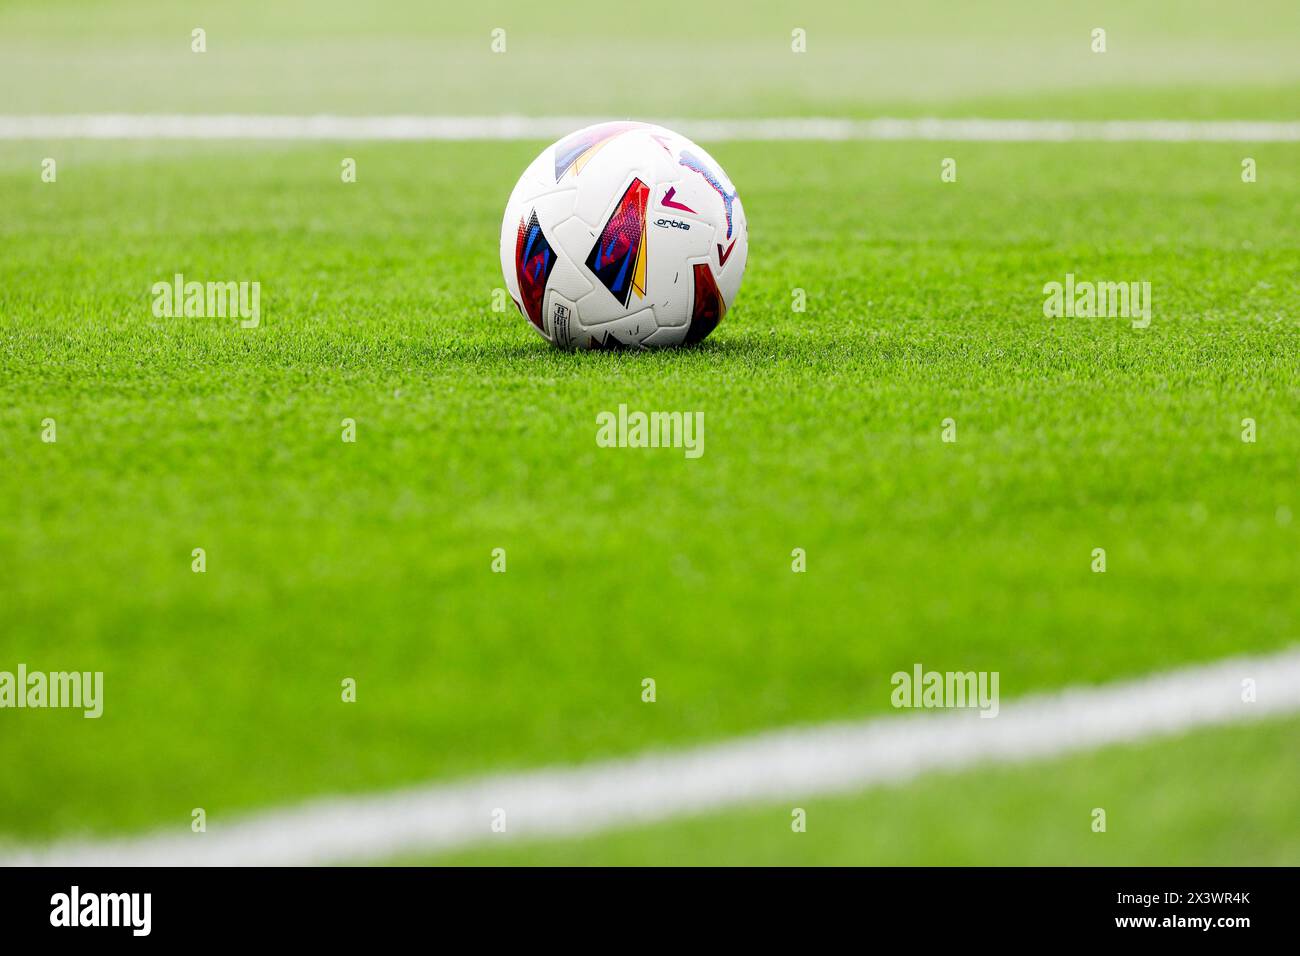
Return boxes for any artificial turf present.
[3,0,1299,120]
[2,137,1297,857]
[415,713,1300,866]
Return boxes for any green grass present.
[1,137,1297,856]
[416,714,1300,866]
[1,0,1298,863]
[2,0,1298,118]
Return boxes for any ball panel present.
[573,306,659,350]
[514,209,559,331]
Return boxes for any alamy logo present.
[596,404,704,459]
[151,272,261,328]
[0,664,103,718]
[1042,273,1151,328]
[891,664,999,718]
[50,886,151,936]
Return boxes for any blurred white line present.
[1,115,1299,142]
[3,647,1298,866]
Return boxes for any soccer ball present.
[500,121,747,349]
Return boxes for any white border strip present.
[2,115,1299,142]
[3,647,1298,866]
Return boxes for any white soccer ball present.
[500,121,748,349]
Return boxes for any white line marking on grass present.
[3,647,1298,866]
[2,115,1299,142]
